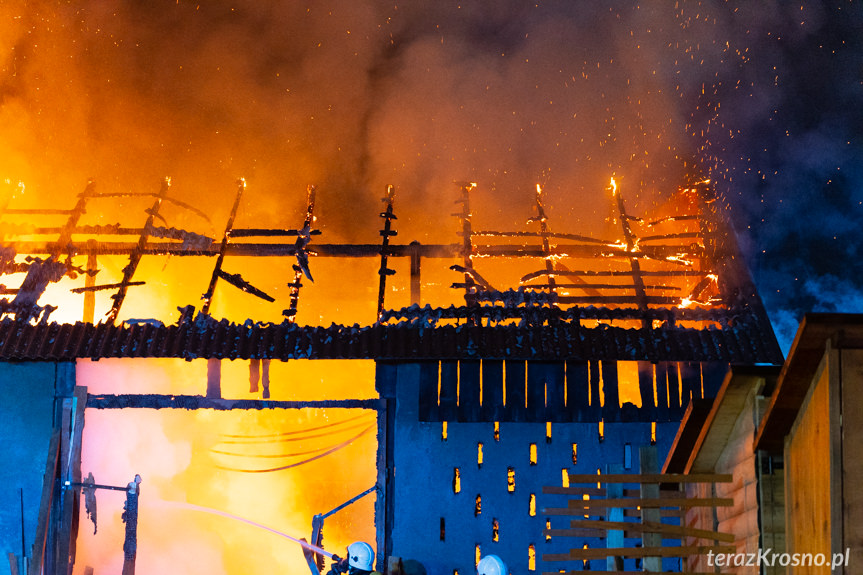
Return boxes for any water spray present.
[160,501,338,559]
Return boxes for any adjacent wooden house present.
[666,313,863,574]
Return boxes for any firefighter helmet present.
[477,555,507,575]
[346,541,375,572]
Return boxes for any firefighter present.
[477,554,507,575]
[326,541,381,575]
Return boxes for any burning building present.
[2,2,859,574]
[0,174,784,574]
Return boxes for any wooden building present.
[665,313,863,574]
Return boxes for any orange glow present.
[75,358,378,574]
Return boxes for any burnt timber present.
[0,303,781,363]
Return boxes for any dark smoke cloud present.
[1,1,861,345]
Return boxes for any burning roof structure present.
[0,177,781,365]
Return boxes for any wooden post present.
[261,359,271,399]
[606,464,624,571]
[206,358,221,399]
[376,185,397,320]
[8,552,19,575]
[201,179,245,316]
[249,359,260,393]
[121,476,142,575]
[455,182,476,311]
[639,446,661,572]
[409,241,421,305]
[83,245,97,323]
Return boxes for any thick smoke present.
[1,1,861,341]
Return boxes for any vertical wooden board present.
[666,362,681,410]
[527,362,547,421]
[417,361,440,422]
[458,360,481,422]
[606,464,625,572]
[439,360,459,421]
[545,362,566,422]
[637,361,656,420]
[786,359,831,560]
[680,361,702,402]
[601,360,620,421]
[375,361,399,399]
[702,362,727,398]
[654,362,669,421]
[481,360,504,422]
[566,360,590,421]
[504,360,526,422]
[639,446,662,573]
[841,349,863,567]
[527,361,546,421]
[589,361,602,420]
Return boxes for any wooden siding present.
[785,354,832,573]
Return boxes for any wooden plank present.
[439,360,458,421]
[681,361,702,401]
[458,360,481,422]
[562,545,735,560]
[58,388,88,572]
[545,362,566,421]
[29,430,61,575]
[655,362,670,420]
[589,360,602,419]
[666,362,681,410]
[661,398,713,474]
[640,446,661,573]
[526,361,546,421]
[505,360,526,421]
[480,360,503,421]
[786,351,832,562]
[605,463,624,571]
[545,527,608,538]
[637,361,655,418]
[542,486,606,496]
[417,361,439,421]
[841,348,863,567]
[566,497,733,509]
[601,361,620,422]
[566,519,734,542]
[565,360,590,421]
[564,473,732,484]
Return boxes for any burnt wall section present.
[378,362,680,575]
[0,361,76,573]
[412,360,726,423]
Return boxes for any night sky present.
[1,1,861,352]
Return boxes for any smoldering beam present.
[1,241,713,259]
[86,394,384,410]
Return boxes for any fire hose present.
[172,502,339,559]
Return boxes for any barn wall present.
[383,362,680,575]
[0,361,75,575]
